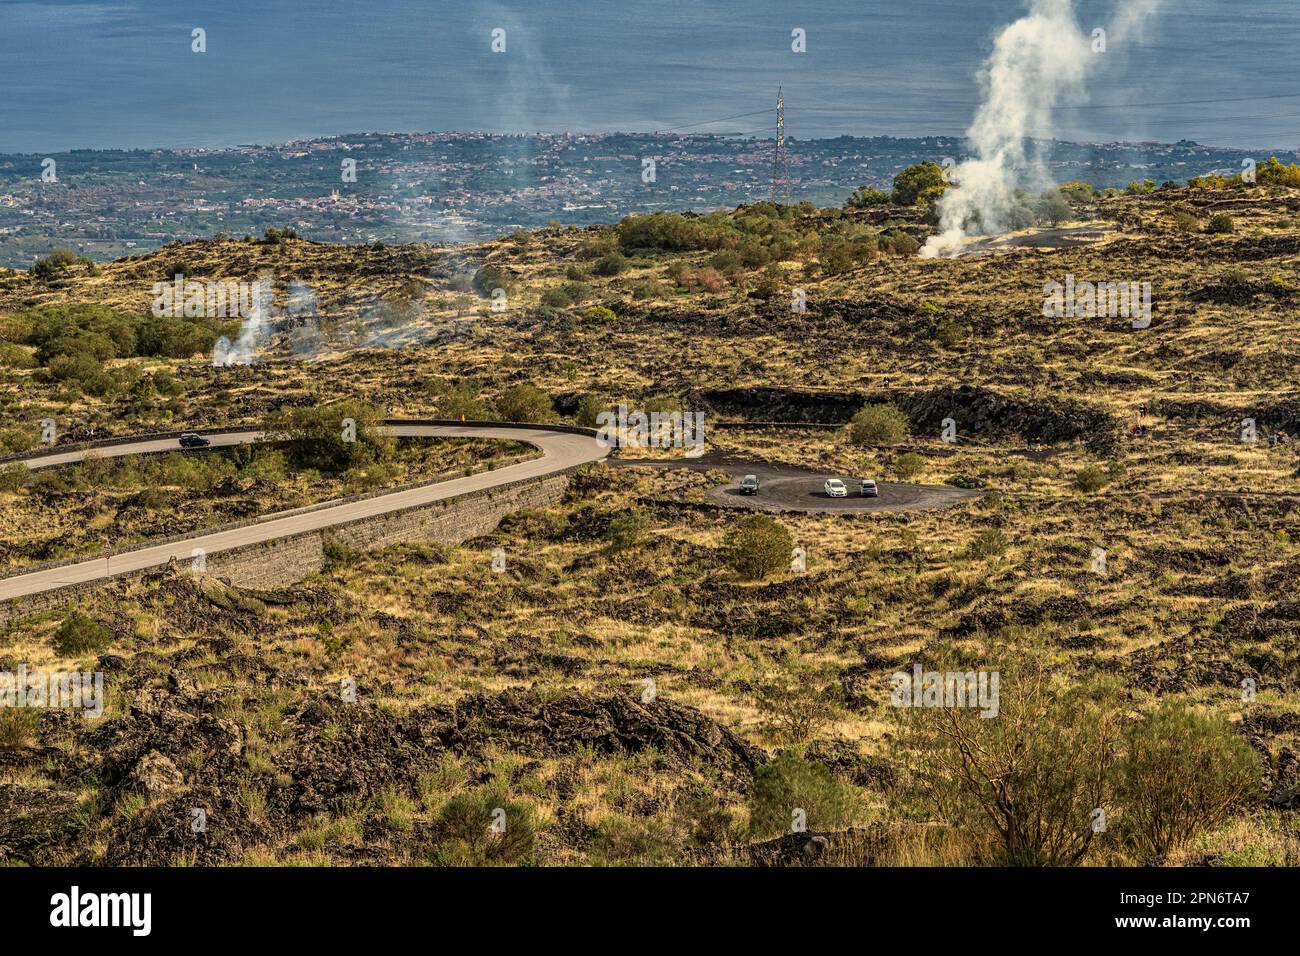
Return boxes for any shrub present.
[31,248,80,281]
[53,611,112,657]
[0,462,27,492]
[0,708,41,749]
[606,508,649,552]
[266,400,394,474]
[894,451,925,480]
[892,646,1125,866]
[575,393,609,428]
[471,265,512,297]
[1116,703,1260,863]
[724,514,793,580]
[756,668,839,745]
[965,528,1008,559]
[539,287,572,308]
[849,403,909,445]
[1073,464,1110,493]
[1206,213,1235,234]
[426,788,536,866]
[846,185,891,208]
[1169,209,1200,233]
[616,212,711,252]
[431,379,491,421]
[579,306,617,324]
[592,253,628,277]
[747,752,862,840]
[495,383,554,423]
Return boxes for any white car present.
[861,479,878,497]
[824,478,848,498]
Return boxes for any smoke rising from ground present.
[921,0,1165,258]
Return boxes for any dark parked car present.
[179,433,210,448]
[739,474,759,495]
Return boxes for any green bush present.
[893,646,1124,866]
[724,514,793,581]
[495,383,554,423]
[849,403,910,445]
[606,508,649,552]
[575,393,609,428]
[431,379,491,421]
[471,265,512,297]
[266,400,394,474]
[579,306,617,324]
[846,185,891,208]
[1116,703,1260,862]
[0,462,27,492]
[1073,464,1110,493]
[53,611,112,657]
[426,788,536,866]
[893,451,925,480]
[1206,213,1235,234]
[616,212,712,252]
[592,253,628,277]
[747,752,862,840]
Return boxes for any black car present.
[739,474,759,495]
[179,433,211,448]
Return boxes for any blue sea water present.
[0,0,1297,153]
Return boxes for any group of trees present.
[0,303,231,397]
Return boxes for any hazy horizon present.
[3,0,1299,154]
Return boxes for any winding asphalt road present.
[1,427,983,603]
[0,425,607,602]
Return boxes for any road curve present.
[0,425,608,602]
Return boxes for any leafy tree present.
[1038,189,1073,226]
[724,514,793,580]
[849,403,910,445]
[891,162,948,206]
[471,264,512,297]
[495,383,554,423]
[266,400,393,474]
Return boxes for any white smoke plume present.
[212,274,275,366]
[921,0,1165,258]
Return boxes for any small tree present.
[891,162,948,207]
[724,514,793,580]
[756,665,840,745]
[495,383,554,423]
[267,400,393,474]
[892,645,1124,866]
[1116,703,1260,862]
[1038,190,1073,226]
[849,403,909,446]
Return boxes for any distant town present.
[0,130,1289,267]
